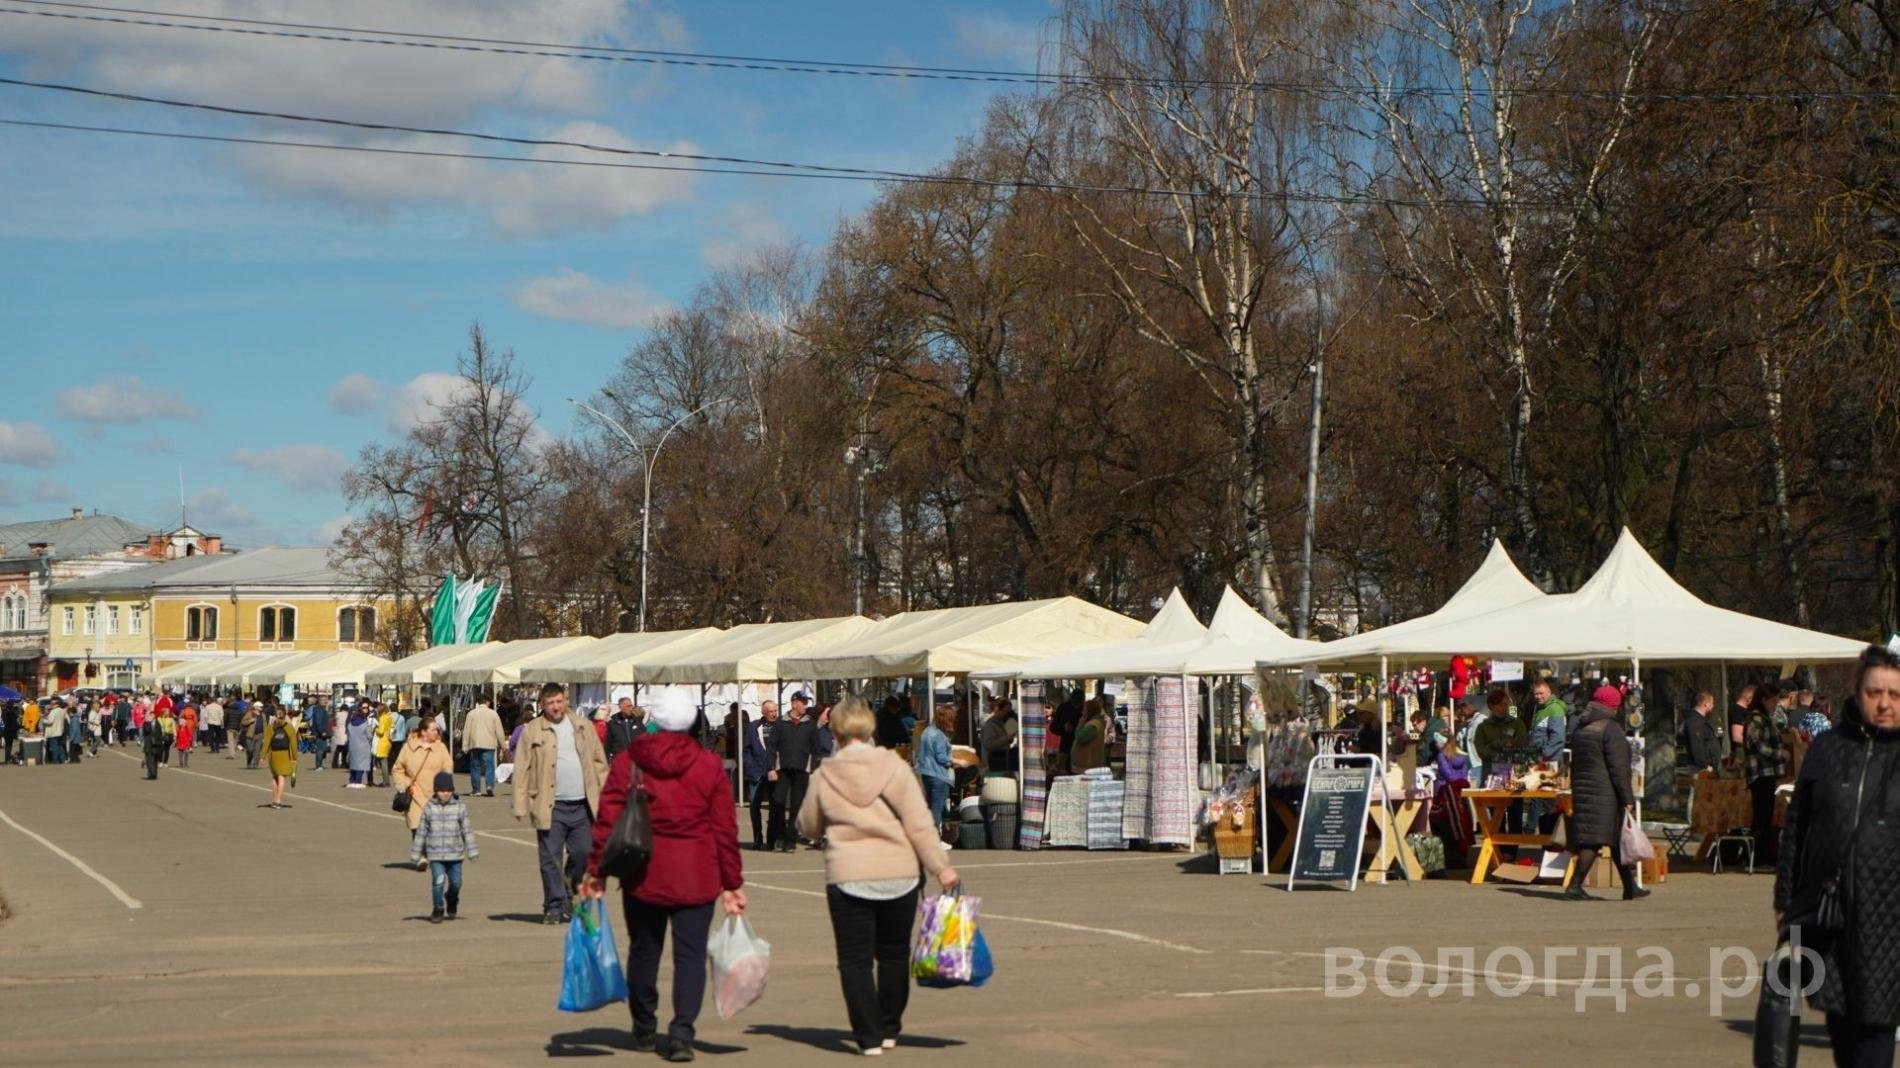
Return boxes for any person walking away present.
[175,703,197,768]
[43,699,68,765]
[346,703,376,787]
[1682,692,1724,773]
[411,771,478,923]
[382,704,408,787]
[915,706,955,831]
[201,696,224,755]
[766,695,820,852]
[304,696,330,770]
[1775,644,1900,1067]
[113,697,129,748]
[513,683,608,924]
[394,717,453,859]
[797,695,960,1056]
[1562,686,1647,901]
[264,705,299,808]
[1069,699,1109,774]
[1745,682,1795,865]
[461,695,506,798]
[744,701,778,850]
[582,689,745,1062]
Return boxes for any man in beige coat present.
[512,682,608,924]
[461,696,506,798]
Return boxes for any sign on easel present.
[1286,754,1380,891]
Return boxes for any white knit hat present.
[649,688,698,733]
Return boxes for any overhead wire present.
[1,0,1892,102]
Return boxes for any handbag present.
[1751,940,1806,1067]
[392,786,411,813]
[599,762,651,882]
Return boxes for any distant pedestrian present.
[43,700,68,764]
[345,704,375,787]
[155,705,176,766]
[513,683,608,925]
[305,696,331,770]
[140,709,164,780]
[1745,682,1795,865]
[238,704,262,769]
[797,695,959,1056]
[331,702,349,768]
[461,696,506,798]
[1562,686,1646,902]
[373,705,396,787]
[202,696,225,754]
[175,704,197,768]
[264,705,299,809]
[411,770,477,923]
[915,706,955,829]
[744,701,777,850]
[766,695,820,852]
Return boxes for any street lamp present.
[568,394,737,632]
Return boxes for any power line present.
[3,0,1891,102]
[0,114,1836,218]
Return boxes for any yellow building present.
[47,547,389,689]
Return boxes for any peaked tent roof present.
[250,649,392,687]
[362,643,500,687]
[632,617,876,685]
[780,597,1147,680]
[432,636,601,686]
[514,628,723,686]
[1274,530,1866,666]
[201,650,314,686]
[1259,540,1547,669]
[969,589,1207,680]
[1174,587,1324,674]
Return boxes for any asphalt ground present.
[0,746,1790,1066]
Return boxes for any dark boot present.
[1563,849,1596,900]
[1619,866,1650,900]
[429,907,445,924]
[444,887,459,920]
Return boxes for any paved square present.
[0,753,1780,1065]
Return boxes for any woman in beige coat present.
[394,717,453,839]
[798,696,958,1056]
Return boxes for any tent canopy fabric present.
[980,586,1320,680]
[1261,540,1547,670]
[432,636,600,686]
[633,616,875,685]
[780,597,1146,680]
[362,643,501,688]
[240,651,334,686]
[519,628,724,686]
[202,651,311,687]
[1265,529,1866,668]
[149,657,231,687]
[969,589,1205,681]
[251,649,392,687]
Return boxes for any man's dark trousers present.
[538,799,593,913]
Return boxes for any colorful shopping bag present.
[912,890,993,988]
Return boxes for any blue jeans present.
[309,738,330,769]
[430,860,463,910]
[922,776,950,830]
[46,737,66,764]
[467,748,496,794]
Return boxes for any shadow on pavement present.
[746,1024,962,1054]
[1718,1018,1833,1050]
[381,861,422,870]
[489,912,552,924]
[546,1028,747,1058]
[1492,887,1574,900]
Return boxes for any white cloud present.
[1,1,696,236]
[55,375,196,422]
[513,268,672,329]
[327,372,388,413]
[316,515,354,545]
[185,486,255,530]
[701,202,792,269]
[226,444,351,492]
[0,421,61,467]
[950,12,1046,68]
[390,372,469,433]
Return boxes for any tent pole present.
[1719,661,1730,755]
[1378,656,1389,772]
[1014,681,1024,849]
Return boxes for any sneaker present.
[663,1038,696,1062]
[543,909,564,926]
[881,1039,896,1049]
[858,1043,883,1057]
[630,1031,657,1053]
[429,908,445,925]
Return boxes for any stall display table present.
[1365,793,1428,883]
[1464,788,1570,885]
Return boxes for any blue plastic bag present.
[558,898,629,1012]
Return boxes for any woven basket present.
[1212,819,1256,859]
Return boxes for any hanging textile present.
[1148,677,1194,846]
[1045,776,1091,847]
[1085,771,1129,850]
[1119,678,1155,841]
[1018,683,1048,850]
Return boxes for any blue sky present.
[0,1,1056,545]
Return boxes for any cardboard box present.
[1492,862,1539,883]
[1583,855,1668,889]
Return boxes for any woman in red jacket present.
[583,689,744,1063]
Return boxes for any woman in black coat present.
[1562,685,1647,901]
[1775,644,1900,1067]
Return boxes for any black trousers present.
[770,771,810,848]
[538,800,593,912]
[746,777,767,846]
[1750,777,1781,860]
[143,743,160,779]
[623,897,714,1044]
[1825,1013,1897,1068]
[826,885,918,1049]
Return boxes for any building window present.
[130,604,143,635]
[0,594,16,631]
[260,605,297,643]
[339,605,377,643]
[187,605,219,642]
[106,605,120,635]
[83,605,96,635]
[62,605,74,635]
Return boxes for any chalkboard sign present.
[1286,757,1376,891]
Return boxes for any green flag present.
[462,582,500,644]
[428,575,457,647]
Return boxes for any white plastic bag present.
[708,914,770,1019]
[1620,813,1655,862]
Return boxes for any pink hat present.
[1592,685,1623,709]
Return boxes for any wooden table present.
[1365,794,1427,883]
[1464,788,1569,885]
[1689,775,1788,862]
[1267,796,1298,871]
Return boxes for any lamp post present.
[568,395,735,632]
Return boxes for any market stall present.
[515,628,722,687]
[361,642,499,688]
[429,635,601,687]
[248,648,391,689]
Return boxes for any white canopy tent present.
[969,589,1206,681]
[196,651,309,687]
[248,649,392,688]
[361,643,497,688]
[632,616,875,686]
[779,597,1145,680]
[519,628,723,686]
[146,657,231,688]
[432,636,601,687]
